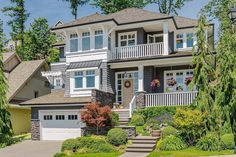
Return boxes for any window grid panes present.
[187,33,194,47]
[86,70,95,88]
[68,115,78,120]
[70,34,78,52]
[44,115,52,120]
[176,34,183,49]
[82,32,90,51]
[95,30,103,49]
[119,32,136,47]
[55,115,65,120]
[74,71,83,88]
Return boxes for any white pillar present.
[102,26,108,49]
[163,22,169,55]
[78,32,82,52]
[138,65,144,92]
[88,27,94,50]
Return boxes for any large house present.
[20,8,214,141]
[3,52,51,135]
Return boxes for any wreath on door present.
[124,80,131,88]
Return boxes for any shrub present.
[158,135,186,151]
[161,126,178,139]
[173,108,207,145]
[135,106,177,121]
[61,138,79,152]
[111,112,119,126]
[107,128,128,146]
[81,103,112,134]
[221,134,235,149]
[220,122,232,135]
[196,133,221,151]
[130,114,145,126]
[54,153,65,157]
[144,118,160,131]
[156,113,173,125]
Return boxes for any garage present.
[39,110,82,141]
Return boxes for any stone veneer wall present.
[136,91,146,109]
[91,89,115,107]
[31,120,40,140]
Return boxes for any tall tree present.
[93,0,148,14]
[2,0,29,55]
[149,0,192,15]
[0,19,12,138]
[59,0,89,19]
[24,18,59,63]
[198,0,236,153]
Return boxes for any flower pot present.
[151,130,161,137]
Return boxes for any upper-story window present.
[74,71,83,88]
[119,32,136,47]
[70,34,78,52]
[176,33,195,49]
[86,70,95,88]
[95,30,103,49]
[74,70,96,89]
[82,32,90,51]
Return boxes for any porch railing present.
[112,43,164,60]
[145,91,198,107]
[129,96,136,118]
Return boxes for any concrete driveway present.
[0,140,62,157]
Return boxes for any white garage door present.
[40,110,82,141]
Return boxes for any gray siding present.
[64,72,70,97]
[51,63,66,72]
[169,32,174,52]
[144,66,154,93]
[100,62,114,94]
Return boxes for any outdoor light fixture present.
[229,8,236,24]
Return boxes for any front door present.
[122,79,134,108]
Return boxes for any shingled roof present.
[52,8,198,30]
[20,90,91,105]
[6,59,46,101]
[3,52,21,64]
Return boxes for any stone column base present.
[31,119,40,141]
[136,91,146,109]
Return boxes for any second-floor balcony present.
[111,42,164,60]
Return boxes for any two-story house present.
[20,8,214,141]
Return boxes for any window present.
[70,34,78,52]
[176,34,184,49]
[56,115,65,120]
[95,30,103,49]
[34,91,39,98]
[44,115,52,120]
[74,71,83,88]
[68,115,78,120]
[119,32,136,47]
[86,70,95,88]
[59,46,65,58]
[55,79,61,87]
[187,33,194,47]
[82,32,90,51]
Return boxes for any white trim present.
[175,32,196,51]
[51,62,66,66]
[21,104,86,107]
[67,67,98,72]
[147,34,163,44]
[118,31,137,47]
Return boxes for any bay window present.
[74,70,96,89]
[70,34,78,52]
[82,32,90,51]
[86,70,95,88]
[95,30,103,49]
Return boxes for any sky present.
[0,0,217,39]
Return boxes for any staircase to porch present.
[112,109,130,126]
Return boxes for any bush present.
[61,136,116,153]
[107,128,128,146]
[173,108,207,145]
[130,114,145,126]
[196,133,221,151]
[158,135,186,151]
[144,118,160,131]
[221,134,235,149]
[156,113,173,125]
[161,126,178,139]
[54,153,65,157]
[111,112,119,126]
[135,106,177,121]
[220,122,232,135]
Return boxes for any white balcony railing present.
[112,43,164,60]
[145,91,198,107]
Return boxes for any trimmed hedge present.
[221,134,235,149]
[130,114,145,126]
[107,128,128,146]
[161,126,178,139]
[157,135,186,151]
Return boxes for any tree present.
[24,18,59,63]
[2,0,29,56]
[81,103,112,135]
[149,0,192,15]
[0,19,12,139]
[58,0,89,19]
[197,0,236,153]
[93,0,148,14]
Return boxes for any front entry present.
[122,79,134,108]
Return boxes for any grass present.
[67,152,122,157]
[148,147,234,157]
[13,133,31,141]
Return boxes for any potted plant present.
[167,77,176,86]
[151,79,160,88]
[151,125,161,137]
[185,76,193,85]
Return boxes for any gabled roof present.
[6,59,46,101]
[52,8,198,30]
[20,90,91,106]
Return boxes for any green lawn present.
[68,152,123,157]
[148,148,234,157]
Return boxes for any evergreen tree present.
[2,0,29,58]
[93,0,147,14]
[0,20,12,138]
[149,0,192,15]
[24,18,59,63]
[59,0,89,19]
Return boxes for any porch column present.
[138,65,144,92]
[163,22,169,55]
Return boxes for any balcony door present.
[148,34,163,44]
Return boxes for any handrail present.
[129,96,136,118]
